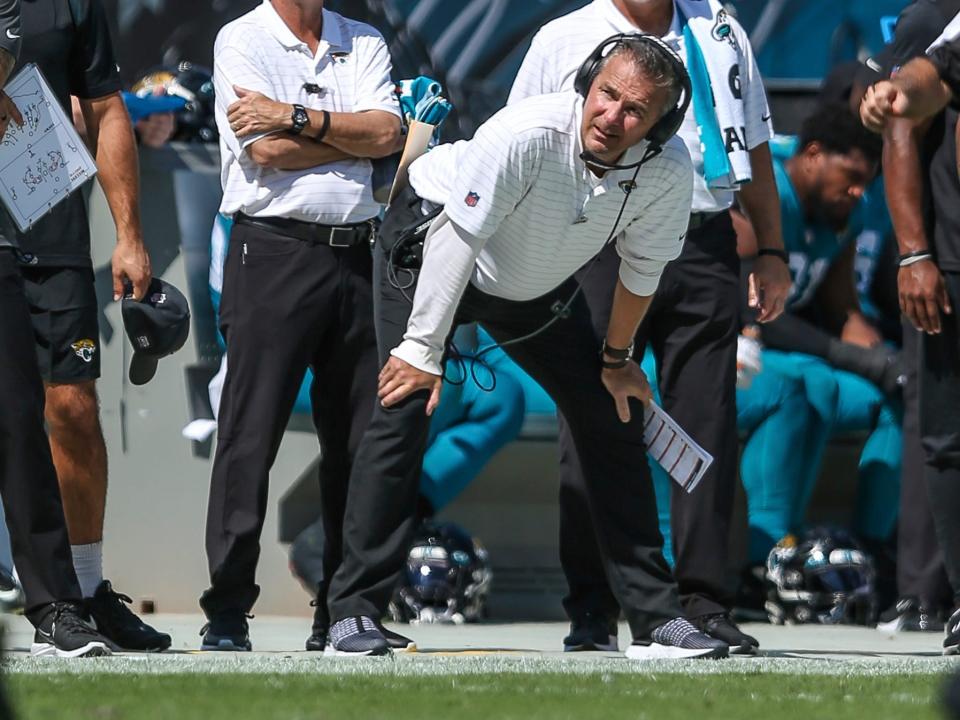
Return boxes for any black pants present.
[557,212,740,620]
[327,190,683,639]
[919,272,960,605]
[898,320,951,608]
[200,222,378,623]
[0,249,81,621]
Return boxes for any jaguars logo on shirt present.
[71,339,97,363]
[712,10,740,52]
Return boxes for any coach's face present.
[581,54,671,164]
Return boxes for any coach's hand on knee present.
[378,357,443,415]
[601,363,652,423]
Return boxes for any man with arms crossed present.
[508,0,790,654]
[199,0,401,651]
[324,35,729,660]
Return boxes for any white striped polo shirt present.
[214,2,400,224]
[508,0,772,213]
[407,91,693,302]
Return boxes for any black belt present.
[687,211,725,231]
[234,213,376,247]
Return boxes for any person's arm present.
[378,213,487,415]
[861,58,953,132]
[883,115,952,333]
[0,0,22,139]
[600,281,654,423]
[79,93,151,300]
[737,143,791,322]
[247,134,351,171]
[814,241,882,347]
[228,88,400,159]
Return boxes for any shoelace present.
[52,602,95,635]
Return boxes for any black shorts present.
[21,266,100,383]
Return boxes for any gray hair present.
[595,37,685,117]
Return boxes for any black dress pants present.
[200,222,378,623]
[327,190,683,639]
[0,249,81,621]
[919,272,960,605]
[557,212,740,621]
[898,320,951,608]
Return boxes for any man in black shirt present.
[0,0,117,658]
[859,2,960,653]
[11,0,170,651]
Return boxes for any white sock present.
[71,542,103,598]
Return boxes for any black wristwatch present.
[757,248,789,264]
[600,339,633,370]
[289,104,309,135]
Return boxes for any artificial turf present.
[4,671,950,720]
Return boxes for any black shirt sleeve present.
[0,0,20,63]
[868,0,952,78]
[930,39,960,107]
[68,0,121,99]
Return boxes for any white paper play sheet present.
[643,402,714,493]
[0,64,97,232]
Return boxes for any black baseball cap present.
[121,278,191,385]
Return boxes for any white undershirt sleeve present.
[391,213,487,376]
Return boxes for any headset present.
[388,34,692,390]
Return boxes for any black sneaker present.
[326,616,390,656]
[85,580,172,652]
[944,608,960,656]
[378,621,416,651]
[626,617,729,660]
[878,598,945,633]
[31,602,114,658]
[563,613,618,652]
[305,598,326,652]
[692,613,760,655]
[199,611,252,651]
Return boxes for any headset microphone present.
[580,150,649,172]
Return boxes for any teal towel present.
[682,24,731,186]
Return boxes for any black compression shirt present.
[0,0,121,265]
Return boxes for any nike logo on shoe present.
[6,30,19,39]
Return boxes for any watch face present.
[292,106,308,131]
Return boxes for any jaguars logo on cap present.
[71,339,97,363]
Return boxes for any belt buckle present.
[328,226,354,248]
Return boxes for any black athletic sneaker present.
[626,617,729,660]
[85,580,172,652]
[378,622,416,651]
[693,613,759,655]
[199,611,252,651]
[944,608,960,656]
[877,598,945,633]
[305,598,327,651]
[563,613,618,652]
[326,616,390,656]
[31,602,114,658]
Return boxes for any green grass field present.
[4,672,950,720]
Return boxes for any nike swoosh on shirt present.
[6,30,20,39]
[761,113,771,122]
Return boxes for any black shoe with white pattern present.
[326,616,391,656]
[563,613,618,652]
[626,617,729,660]
[692,613,759,655]
[31,602,114,658]
[944,607,960,656]
[85,580,172,652]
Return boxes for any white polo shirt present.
[214,1,400,224]
[509,0,772,213]
[394,92,693,374]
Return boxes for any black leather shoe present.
[693,613,759,655]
